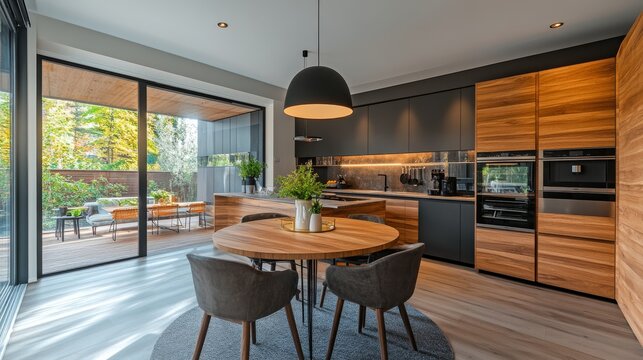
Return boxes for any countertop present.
[323,189,475,202]
[213,192,386,209]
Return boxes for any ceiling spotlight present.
[549,22,564,29]
[217,22,229,29]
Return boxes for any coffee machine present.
[429,169,445,195]
[441,176,458,196]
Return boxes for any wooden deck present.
[42,218,213,274]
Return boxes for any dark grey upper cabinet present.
[295,106,369,157]
[460,86,475,150]
[409,89,461,152]
[460,202,475,265]
[368,99,409,154]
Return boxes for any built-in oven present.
[476,151,536,232]
[539,148,616,217]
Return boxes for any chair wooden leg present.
[320,283,328,308]
[325,297,344,360]
[192,312,211,360]
[241,321,250,360]
[375,308,388,360]
[284,303,304,360]
[251,321,256,345]
[398,304,418,351]
[358,305,366,334]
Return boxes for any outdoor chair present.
[187,202,207,231]
[110,207,139,241]
[150,204,181,234]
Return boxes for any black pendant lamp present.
[284,0,352,119]
[294,51,323,142]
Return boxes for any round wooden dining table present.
[212,217,400,359]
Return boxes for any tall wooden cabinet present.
[538,58,616,150]
[475,73,537,152]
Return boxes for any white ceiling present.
[28,0,642,93]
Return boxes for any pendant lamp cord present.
[317,0,320,66]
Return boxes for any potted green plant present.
[150,189,172,204]
[309,197,323,232]
[277,163,325,230]
[235,156,266,194]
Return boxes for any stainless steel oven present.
[539,148,616,217]
[476,151,536,232]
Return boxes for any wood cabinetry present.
[616,13,643,345]
[537,234,615,298]
[368,99,410,154]
[538,213,615,242]
[384,199,418,244]
[538,58,616,150]
[295,106,368,157]
[475,227,535,281]
[475,73,537,152]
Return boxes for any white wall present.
[26,15,296,281]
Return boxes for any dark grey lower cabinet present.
[419,199,475,265]
[459,202,475,264]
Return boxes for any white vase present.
[294,199,312,231]
[309,214,322,232]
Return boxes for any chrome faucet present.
[378,174,389,192]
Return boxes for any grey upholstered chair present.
[319,213,386,307]
[324,243,425,360]
[241,213,298,272]
[187,254,304,360]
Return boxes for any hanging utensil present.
[400,166,409,184]
[409,167,419,186]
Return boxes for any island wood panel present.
[384,199,419,244]
[538,234,615,299]
[538,58,616,150]
[538,212,615,241]
[616,13,643,345]
[212,195,386,231]
[475,227,535,281]
[475,73,537,152]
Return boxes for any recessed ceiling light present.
[549,22,564,29]
[217,22,229,29]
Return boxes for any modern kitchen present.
[1,2,642,360]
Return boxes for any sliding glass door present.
[40,60,140,274]
[38,59,264,275]
[0,10,13,289]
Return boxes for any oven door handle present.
[476,223,535,233]
[477,156,536,162]
[477,192,534,198]
[541,156,615,161]
[541,187,615,194]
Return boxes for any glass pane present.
[0,16,12,286]
[41,61,139,274]
[477,162,534,194]
[146,86,260,254]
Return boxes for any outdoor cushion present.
[86,213,114,226]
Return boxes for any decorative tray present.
[280,217,336,233]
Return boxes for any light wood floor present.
[42,218,213,274]
[5,244,642,360]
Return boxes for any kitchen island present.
[212,193,386,231]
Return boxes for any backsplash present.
[299,151,475,195]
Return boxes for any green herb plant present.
[150,189,172,203]
[276,163,325,200]
[309,198,323,214]
[235,156,266,179]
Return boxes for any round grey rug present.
[152,295,454,359]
